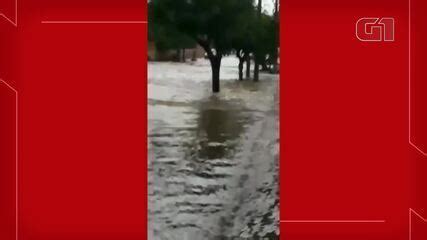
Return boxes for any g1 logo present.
[356,17,395,42]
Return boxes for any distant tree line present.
[149,0,279,92]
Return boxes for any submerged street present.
[148,58,279,240]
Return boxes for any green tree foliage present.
[148,3,195,52]
[231,9,256,80]
[231,11,278,80]
[150,0,255,92]
[253,13,278,72]
[149,0,278,90]
[149,22,195,52]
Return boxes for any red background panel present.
[411,0,427,154]
[411,0,427,238]
[2,0,427,239]
[2,0,147,239]
[0,0,16,22]
[280,0,426,239]
[40,0,147,21]
[1,0,18,239]
[0,81,17,240]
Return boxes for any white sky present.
[263,0,276,15]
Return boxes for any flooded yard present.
[148,58,279,240]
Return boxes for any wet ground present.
[148,58,279,240]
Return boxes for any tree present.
[150,0,255,92]
[251,0,279,77]
[231,10,257,81]
[253,0,262,82]
[246,11,277,75]
[149,20,196,62]
[246,53,251,79]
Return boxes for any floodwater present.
[148,58,279,240]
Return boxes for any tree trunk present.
[261,57,269,71]
[182,48,186,62]
[176,49,181,62]
[195,38,221,92]
[246,54,251,79]
[254,57,259,82]
[238,57,244,81]
[210,56,221,92]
